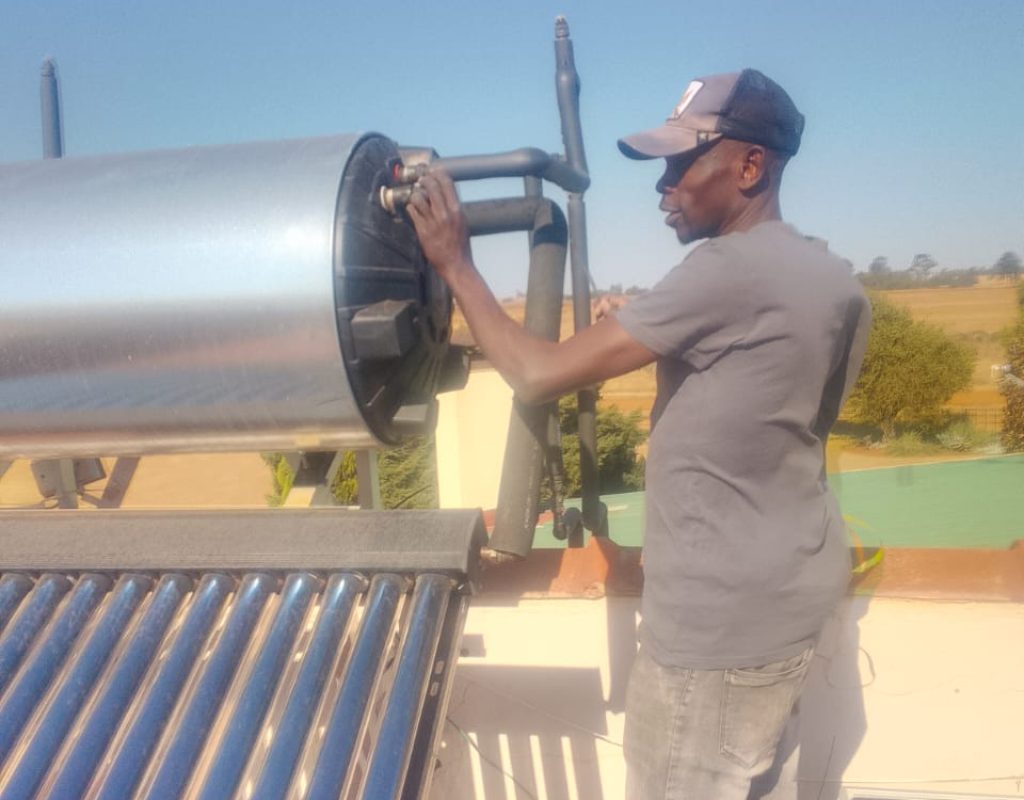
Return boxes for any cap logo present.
[669,81,703,120]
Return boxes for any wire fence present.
[951,406,1005,432]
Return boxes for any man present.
[408,69,871,799]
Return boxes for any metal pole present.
[40,58,63,159]
[37,58,88,509]
[554,17,608,536]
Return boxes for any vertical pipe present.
[2,574,152,800]
[553,18,587,175]
[483,200,568,558]
[197,572,319,800]
[568,195,606,536]
[40,58,64,159]
[94,573,234,800]
[521,176,571,540]
[0,573,110,766]
[306,573,404,800]
[554,17,607,537]
[251,572,365,799]
[45,574,192,800]
[0,575,34,631]
[362,574,452,800]
[140,572,275,800]
[0,575,72,696]
[523,175,543,202]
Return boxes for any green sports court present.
[534,453,1024,550]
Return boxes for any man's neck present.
[718,195,783,237]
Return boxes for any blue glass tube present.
[251,572,365,799]
[1,573,153,800]
[305,573,404,800]
[94,572,233,800]
[46,573,192,800]
[139,572,275,800]
[0,574,71,697]
[196,572,320,800]
[362,573,452,800]
[0,574,34,631]
[0,573,111,767]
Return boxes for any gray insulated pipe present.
[0,133,455,458]
[463,197,568,559]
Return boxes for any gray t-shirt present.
[617,220,871,669]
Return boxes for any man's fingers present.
[437,172,460,212]
[405,199,425,227]
[406,184,427,210]
[417,172,461,217]
[419,175,448,218]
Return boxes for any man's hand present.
[592,294,629,322]
[405,172,473,286]
[403,170,656,406]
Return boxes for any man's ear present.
[737,145,769,193]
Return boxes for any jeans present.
[624,645,813,800]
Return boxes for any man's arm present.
[406,172,655,404]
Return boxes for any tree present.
[554,391,646,497]
[868,256,890,275]
[377,435,437,508]
[993,251,1022,279]
[908,253,937,280]
[846,295,974,439]
[1001,312,1024,452]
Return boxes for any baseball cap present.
[618,69,804,160]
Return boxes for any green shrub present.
[555,393,646,498]
[846,295,975,439]
[1002,313,1024,452]
[884,431,940,457]
[378,435,437,509]
[263,453,294,507]
[935,419,992,452]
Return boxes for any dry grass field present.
[475,277,1020,436]
[880,277,1019,397]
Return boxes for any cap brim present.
[617,125,715,160]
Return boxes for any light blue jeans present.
[624,645,813,800]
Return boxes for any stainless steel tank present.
[0,133,453,457]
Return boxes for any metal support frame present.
[356,448,382,509]
[281,449,381,509]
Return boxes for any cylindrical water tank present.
[0,133,453,458]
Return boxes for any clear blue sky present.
[2,0,1022,297]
